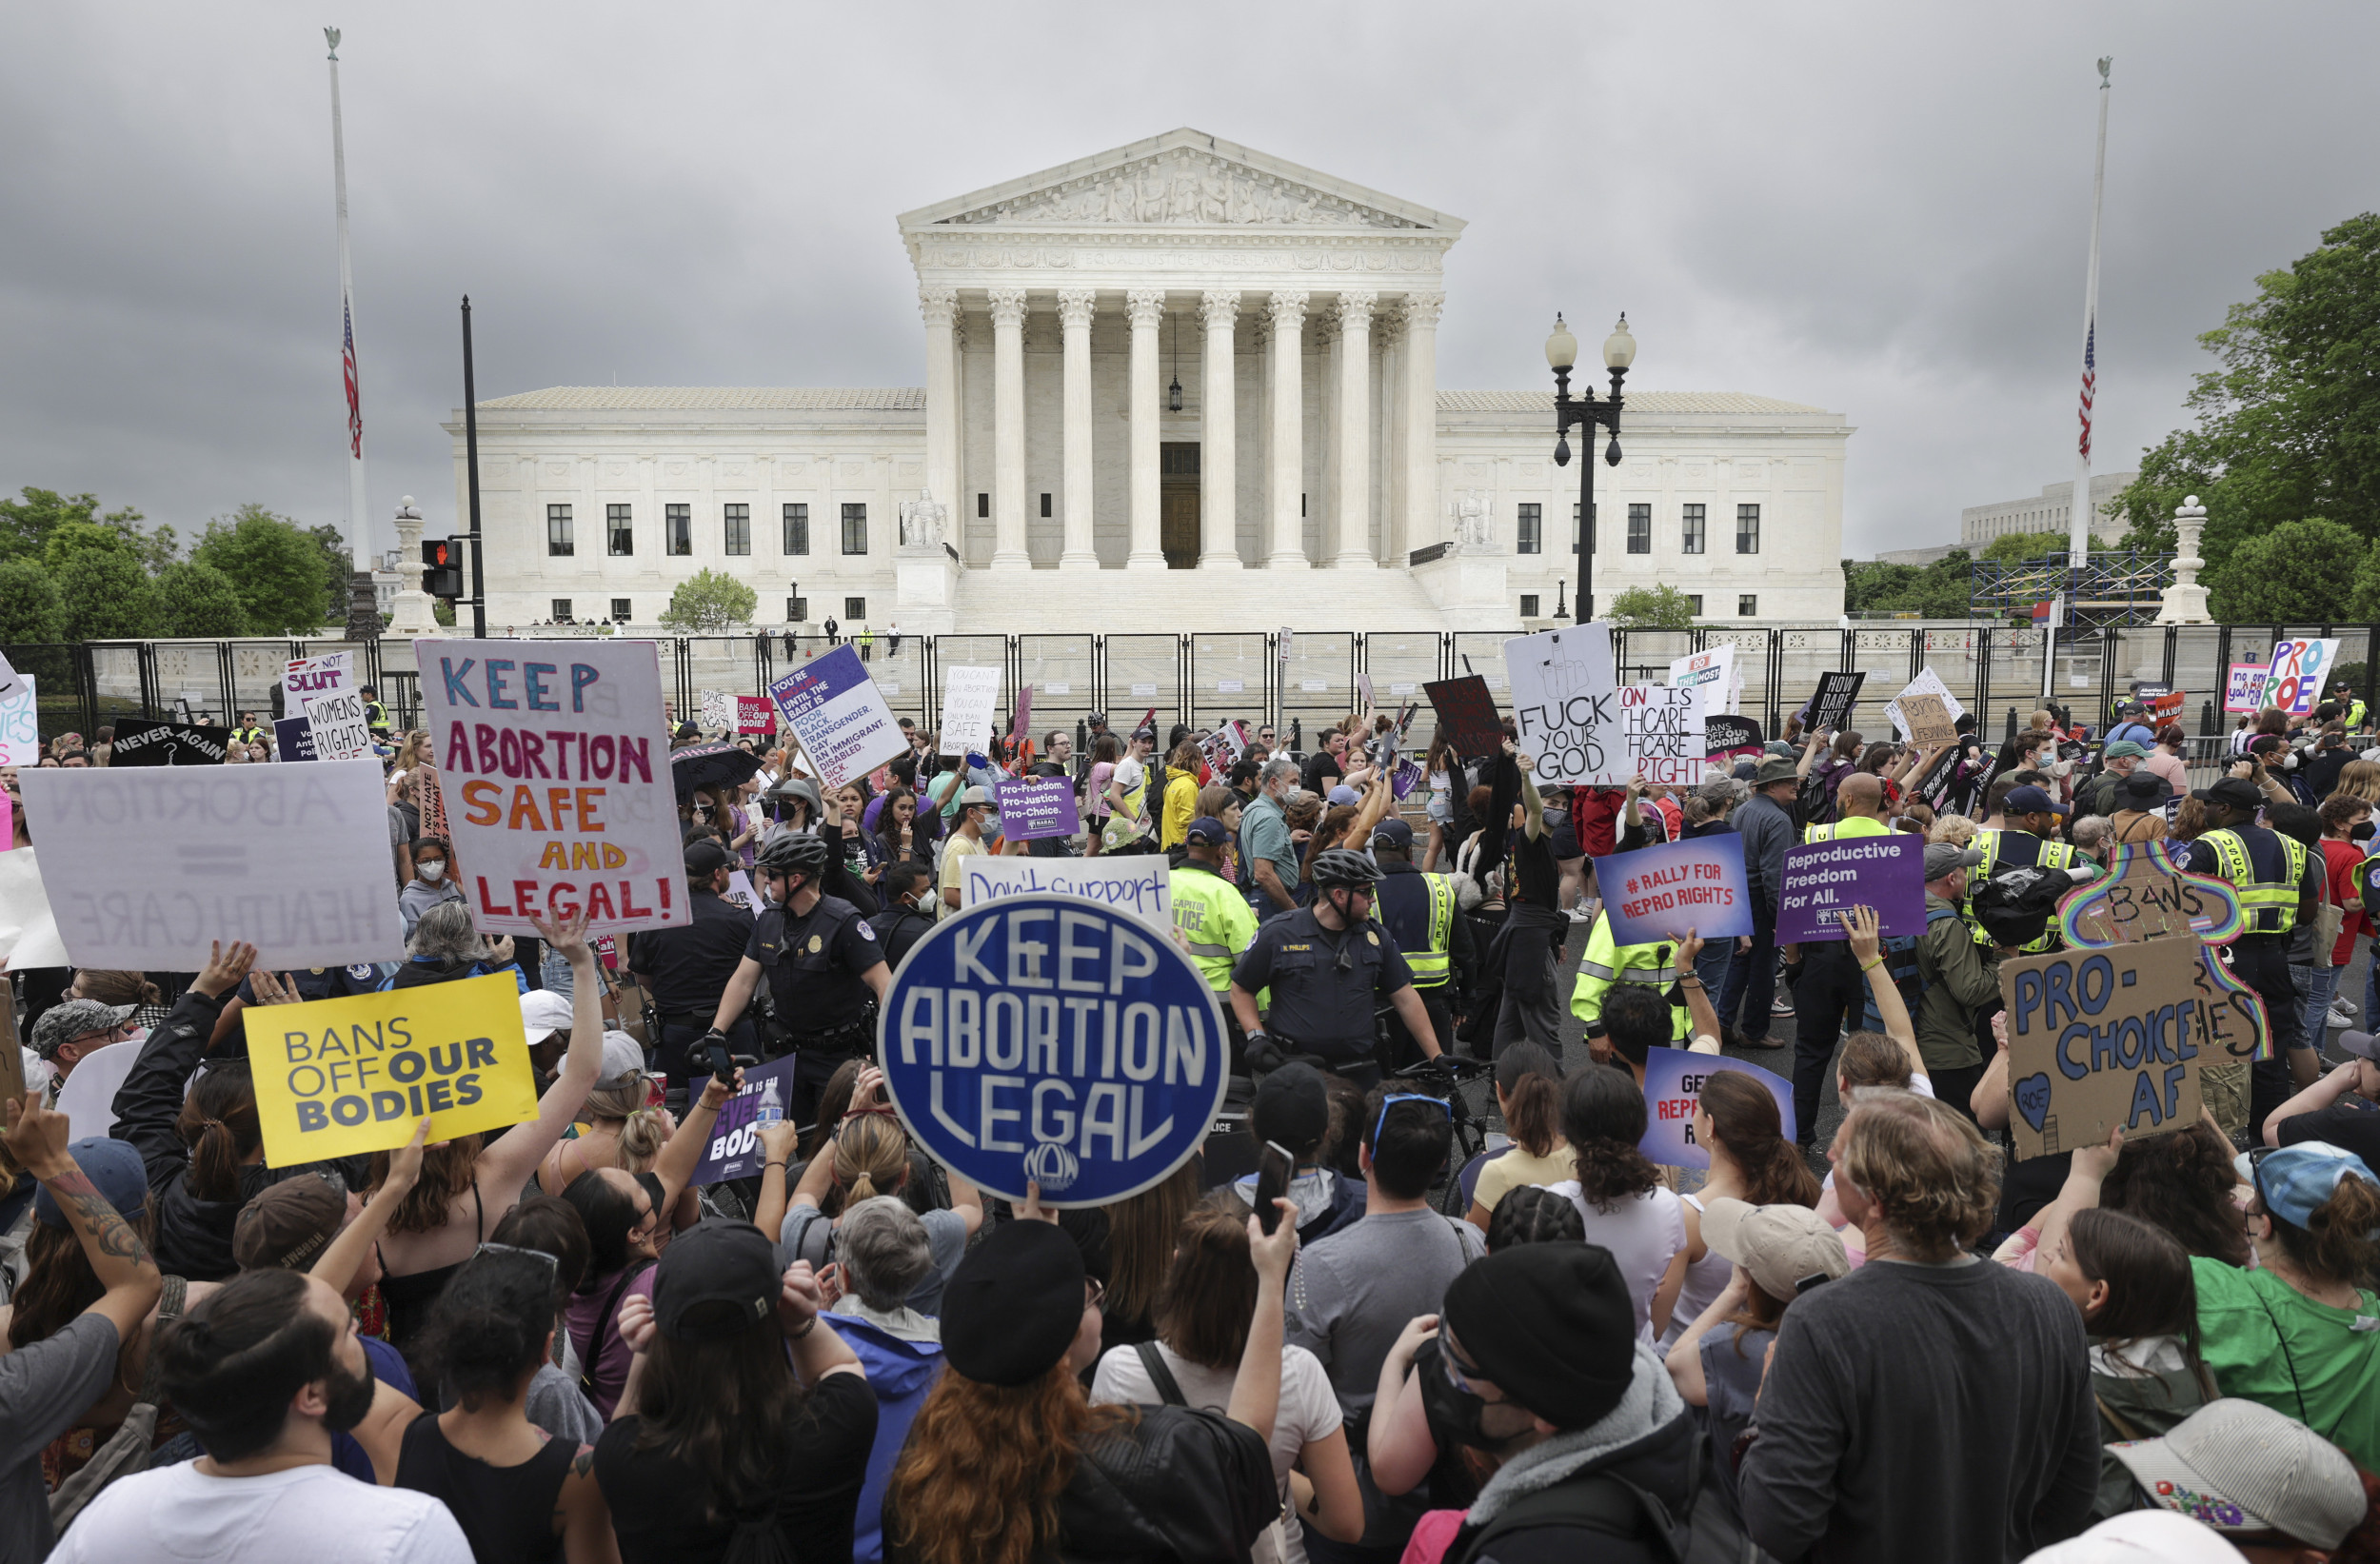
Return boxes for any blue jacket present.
[826,1311,946,1563]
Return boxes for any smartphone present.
[1254,1139,1296,1236]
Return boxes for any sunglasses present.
[1372,1093,1453,1149]
[475,1241,561,1277]
[1085,1277,1106,1310]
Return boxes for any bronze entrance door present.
[1161,442,1200,569]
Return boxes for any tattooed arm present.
[5,1095,162,1341]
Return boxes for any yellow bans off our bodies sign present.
[248,973,539,1166]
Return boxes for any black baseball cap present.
[2192,777,2264,813]
[651,1220,779,1342]
[684,840,731,876]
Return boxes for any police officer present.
[702,832,889,1123]
[1785,771,1897,1139]
[628,840,759,1093]
[1229,848,1441,1090]
[1368,817,1472,1071]
[2183,776,2323,1139]
[1964,783,2084,954]
[1171,815,1259,1073]
[230,711,268,748]
[357,684,392,740]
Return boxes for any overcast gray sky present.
[4,2,2373,563]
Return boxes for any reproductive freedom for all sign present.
[1775,834,1926,944]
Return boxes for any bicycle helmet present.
[754,832,832,879]
[1309,847,1382,889]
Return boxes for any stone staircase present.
[947,561,1457,633]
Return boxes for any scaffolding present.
[1971,551,2172,626]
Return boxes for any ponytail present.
[1700,1071,1820,1208]
[1495,1043,1563,1159]
[2281,1173,2380,1287]
[177,1066,262,1203]
[828,1114,909,1218]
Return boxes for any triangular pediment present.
[898,128,1462,234]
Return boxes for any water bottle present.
[754,1077,783,1128]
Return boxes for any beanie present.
[940,1219,1085,1388]
[1441,1241,1635,1428]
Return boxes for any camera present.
[687,1028,739,1084]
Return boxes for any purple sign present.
[273,716,317,762]
[1639,1047,1795,1168]
[994,776,1081,841]
[1594,835,1753,946]
[1775,833,1926,943]
[688,1056,801,1187]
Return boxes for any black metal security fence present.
[20,624,2376,754]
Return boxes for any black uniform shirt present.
[628,891,756,1017]
[1232,906,1414,1058]
[744,894,886,1033]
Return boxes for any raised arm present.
[1670,928,1724,1054]
[750,1119,803,1239]
[7,1096,160,1341]
[1224,1198,1296,1443]
[1508,742,1545,841]
[110,940,255,1186]
[477,910,605,1192]
[1842,906,1925,1081]
[651,1069,741,1212]
[313,1119,427,1297]
[1366,1314,1442,1496]
[1347,768,1395,844]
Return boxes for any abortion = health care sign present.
[17,759,408,972]
[1594,835,1753,946]
[418,639,687,937]
[767,645,905,791]
[880,893,1227,1206]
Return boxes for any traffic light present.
[421,538,465,599]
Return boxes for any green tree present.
[0,487,154,564]
[45,522,160,641]
[660,568,758,633]
[1979,529,2075,564]
[0,558,67,642]
[2113,212,2380,585]
[1841,548,1976,618]
[1605,584,1698,629]
[153,560,250,637]
[2207,517,2371,624]
[190,504,337,634]
[307,523,357,617]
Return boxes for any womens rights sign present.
[1775,835,1926,943]
[1998,937,2216,1161]
[1621,684,1703,784]
[1638,1047,1795,1169]
[1666,645,1738,719]
[247,974,539,1166]
[1593,834,1753,945]
[879,893,1227,1206]
[768,644,905,790]
[995,777,1081,841]
[283,651,354,703]
[418,639,687,936]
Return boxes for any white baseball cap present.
[595,1031,646,1089]
[1698,1198,1850,1302]
[518,989,574,1045]
[2020,1509,2249,1563]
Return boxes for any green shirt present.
[2192,1255,2380,1469]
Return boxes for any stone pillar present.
[1125,288,1167,568]
[1057,288,1099,569]
[2154,496,2213,625]
[389,495,439,633]
[919,287,961,534]
[987,287,1030,569]
[1200,290,1240,568]
[1330,290,1377,568]
[1400,292,1443,559]
[1265,291,1309,569]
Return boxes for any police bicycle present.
[1386,1054,1498,1218]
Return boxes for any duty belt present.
[791,1013,877,1056]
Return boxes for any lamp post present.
[1548,313,1634,624]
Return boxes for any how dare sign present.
[1594,835,1753,946]
[880,893,1228,1206]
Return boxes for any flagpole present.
[327,27,378,638]
[2068,56,2112,572]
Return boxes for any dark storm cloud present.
[2,2,2373,561]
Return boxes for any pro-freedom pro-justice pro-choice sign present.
[880,893,1226,1207]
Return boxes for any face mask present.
[1418,1339,1536,1455]
[2356,822,2377,844]
[417,861,446,881]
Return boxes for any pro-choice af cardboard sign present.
[248,973,540,1167]
[880,893,1226,1207]
[1999,936,2213,1161]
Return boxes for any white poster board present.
[0,650,25,708]
[1883,665,1966,742]
[416,638,688,936]
[283,650,354,703]
[303,688,374,762]
[0,674,38,766]
[0,846,68,968]
[940,665,1002,757]
[1622,684,1706,785]
[1503,624,1625,785]
[699,689,734,733]
[957,853,1170,932]
[18,759,410,971]
[1667,644,1739,719]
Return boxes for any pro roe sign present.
[879,893,1226,1207]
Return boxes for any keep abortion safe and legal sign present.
[880,893,1226,1207]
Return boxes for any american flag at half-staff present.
[2076,316,2095,461]
[343,295,363,459]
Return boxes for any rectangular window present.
[977,493,990,519]
[609,598,631,622]
[664,504,691,556]
[1040,492,1052,518]
[783,504,809,555]
[843,596,867,620]
[841,503,868,556]
[1738,594,1758,617]
[550,599,571,621]
[1517,503,1541,555]
[785,596,807,623]
[1628,504,1652,555]
[606,504,633,556]
[546,504,574,557]
[1686,594,1704,616]
[1736,504,1760,554]
[1681,504,1705,555]
[1519,594,1540,618]
[723,504,749,556]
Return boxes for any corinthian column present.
[1057,288,1099,569]
[1400,291,1444,557]
[1200,290,1240,569]
[1265,290,1309,569]
[1124,288,1166,569]
[987,287,1029,569]
[919,287,960,531]
[1331,290,1377,568]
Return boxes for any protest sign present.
[1705,714,1763,766]
[1776,834,1926,943]
[1423,675,1503,758]
[1806,670,1866,735]
[2000,936,2224,1159]
[940,665,1002,756]
[1357,671,1376,712]
[1639,1047,1795,1169]
[719,869,761,918]
[282,651,354,703]
[1594,835,1752,946]
[2059,840,2246,949]
[0,674,38,766]
[996,777,1081,842]
[19,759,409,971]
[108,718,231,767]
[1620,684,1703,785]
[688,1056,801,1186]
[1505,624,1623,786]
[1884,666,1964,743]
[2224,663,2270,715]
[2265,638,2339,717]
[273,716,317,762]
[879,893,1227,1206]
[698,690,734,733]
[0,847,67,970]
[304,688,374,762]
[1896,690,1958,748]
[1196,722,1245,777]
[0,650,23,708]
[735,696,775,735]
[958,854,1169,931]
[767,643,905,791]
[1011,685,1036,743]
[417,638,687,936]
[53,1039,141,1143]
[1667,645,1738,718]
[246,974,540,1167]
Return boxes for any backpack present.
[1449,1436,1774,1564]
[783,1205,839,1272]
[1970,861,2077,949]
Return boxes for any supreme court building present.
[448,129,1852,633]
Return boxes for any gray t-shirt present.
[1240,793,1298,901]
[782,1204,968,1317]
[1284,1207,1484,1419]
[1,1312,120,1562]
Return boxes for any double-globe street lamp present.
[1546,313,1636,624]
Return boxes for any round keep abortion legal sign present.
[878,892,1227,1207]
